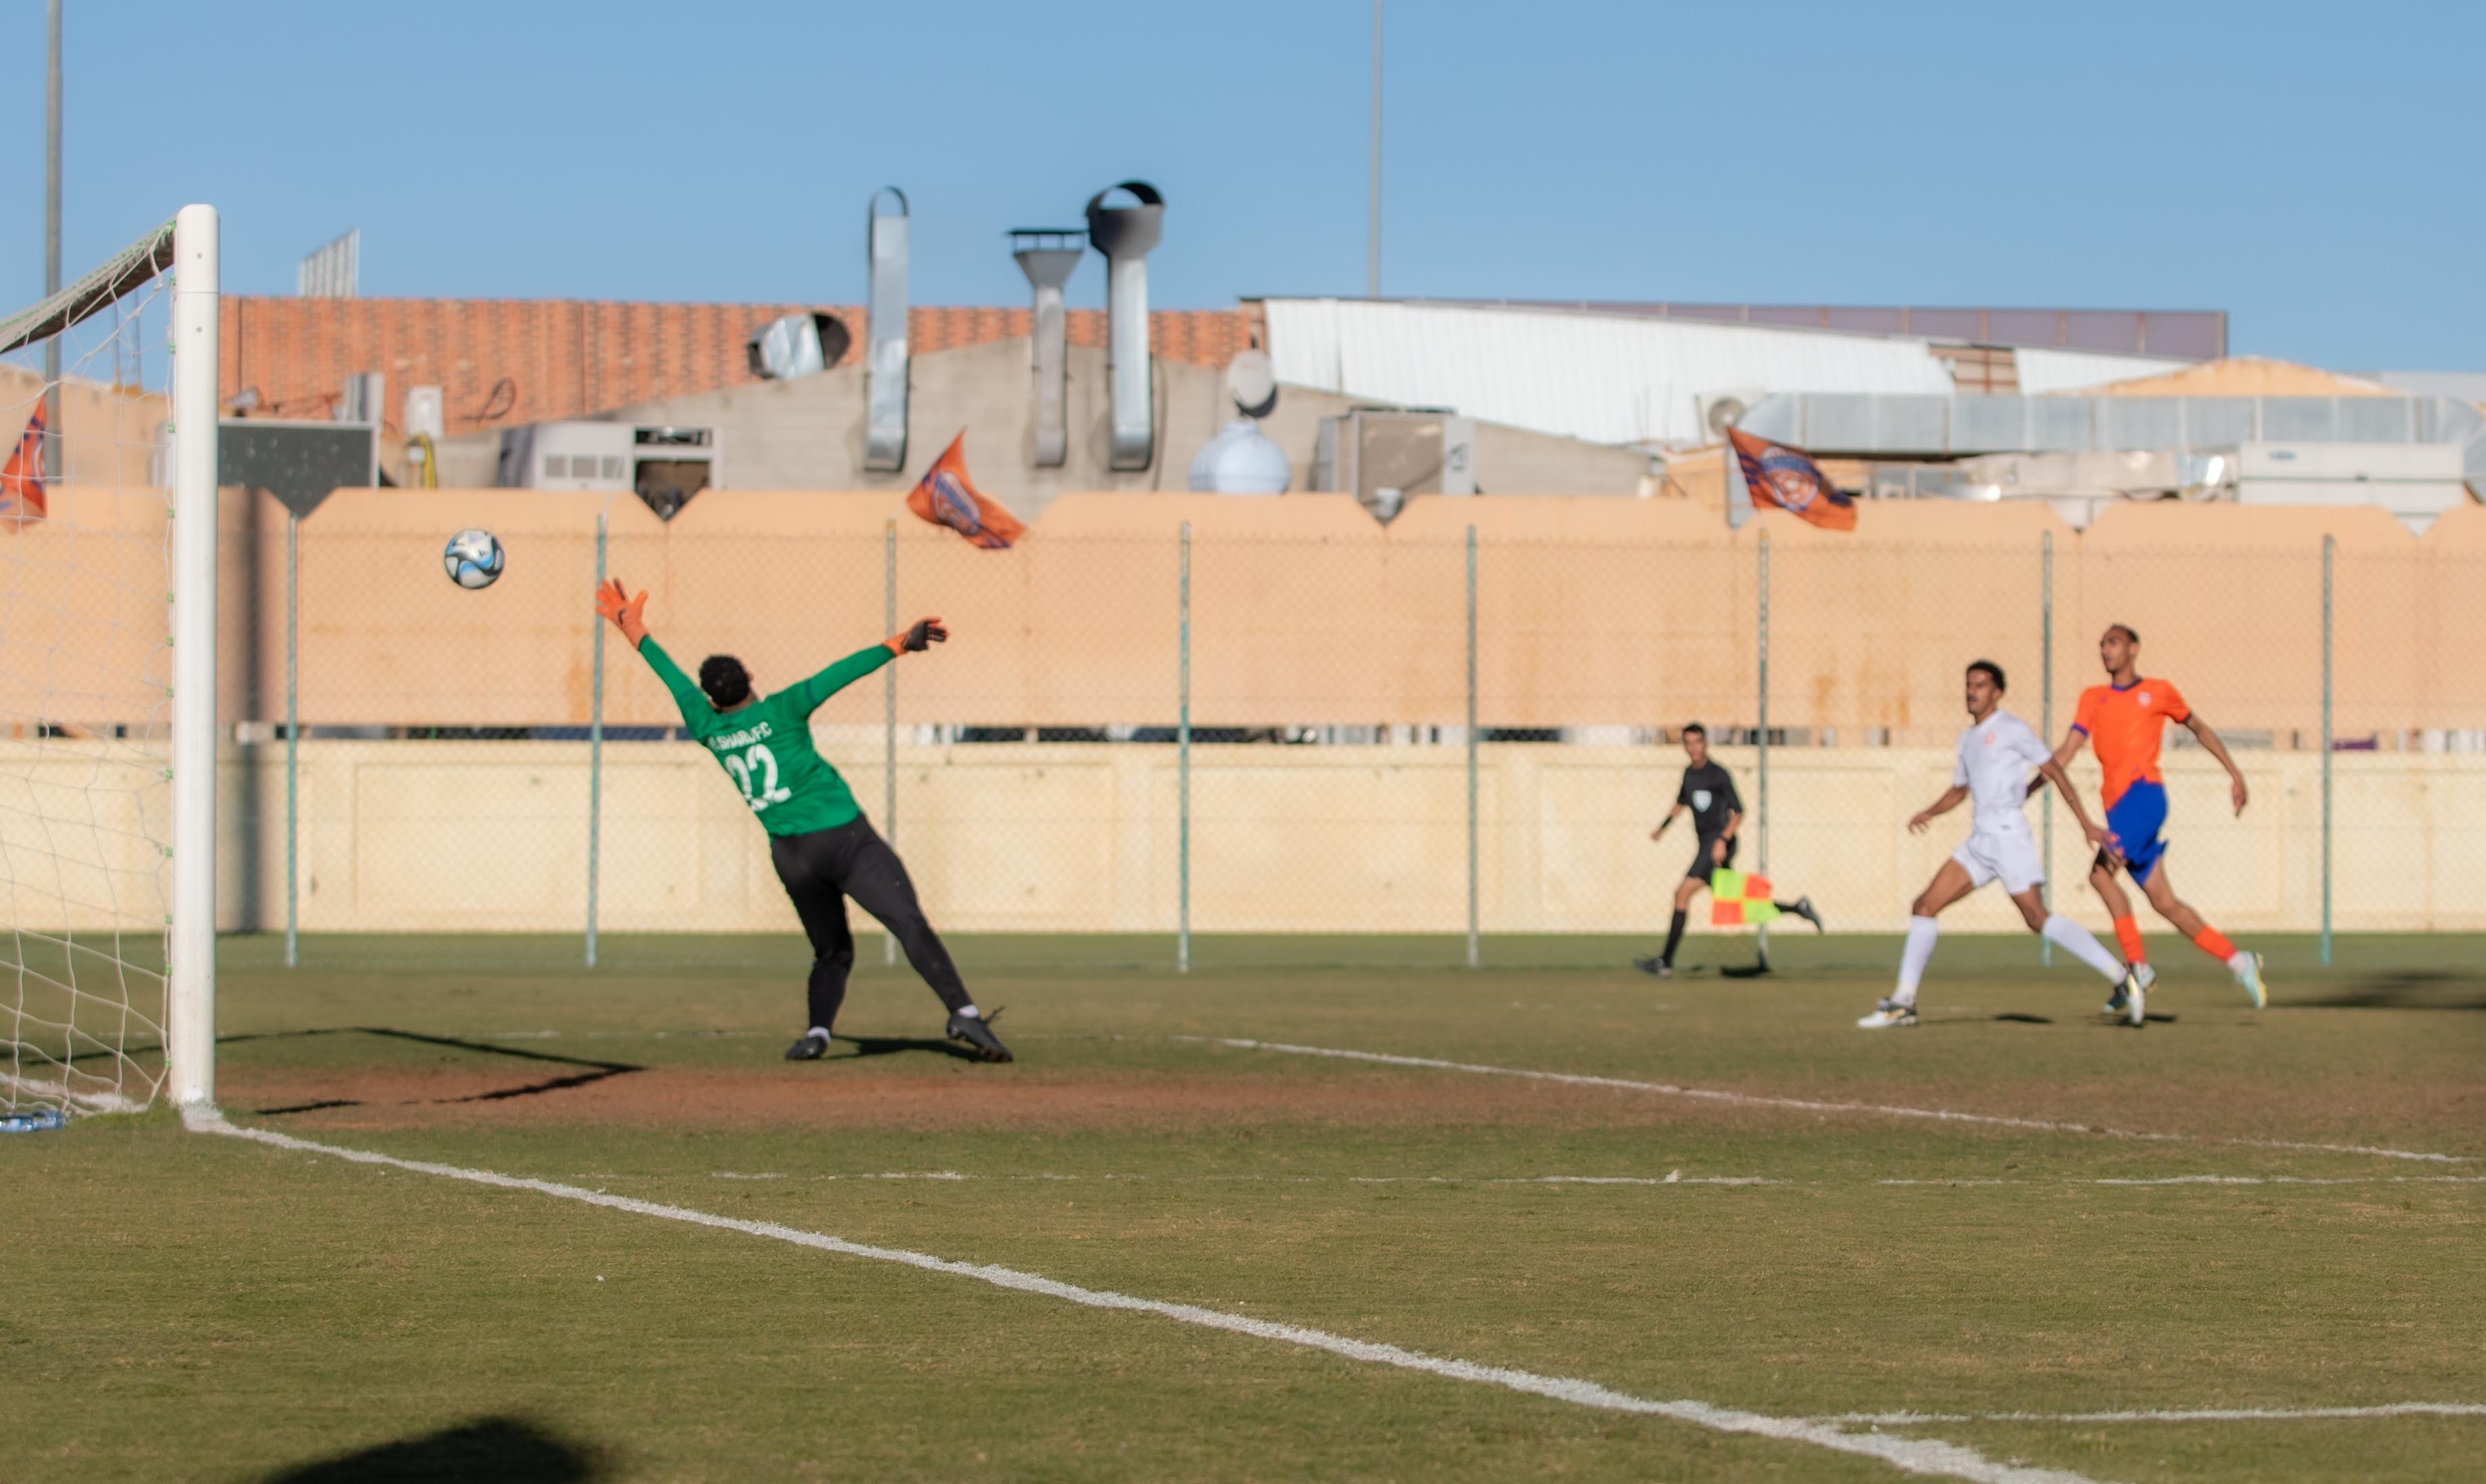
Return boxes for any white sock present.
[807,1026,831,1040]
[2042,914,2126,984]
[1895,915,1939,1003]
[2226,950,2253,974]
[956,1004,979,1019]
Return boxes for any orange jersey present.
[2071,677,2191,807]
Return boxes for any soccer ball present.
[443,528,505,590]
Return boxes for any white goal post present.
[168,204,218,1109]
[0,204,215,1119]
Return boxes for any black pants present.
[769,815,971,1033]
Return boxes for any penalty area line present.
[1180,1037,2466,1165]
[1826,1403,2486,1427]
[185,1107,2098,1484]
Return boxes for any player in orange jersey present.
[2038,623,2267,1022]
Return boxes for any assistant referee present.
[1634,722,1820,977]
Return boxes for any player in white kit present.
[1858,661,2143,1028]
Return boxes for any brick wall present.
[221,297,1255,436]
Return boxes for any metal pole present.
[1755,530,1770,965]
[883,519,898,967]
[167,205,219,1111]
[1366,0,1383,297]
[42,0,61,479]
[2040,530,2053,968]
[1465,524,1479,971]
[1178,522,1192,973]
[585,513,606,968]
[285,513,299,969]
[2321,534,2334,968]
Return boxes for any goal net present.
[0,211,216,1122]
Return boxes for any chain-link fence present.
[218,499,2486,969]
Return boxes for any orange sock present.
[2112,916,2145,964]
[2192,927,2236,962]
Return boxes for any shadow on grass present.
[837,1034,985,1064]
[2284,971,2486,1012]
[235,1028,641,1117]
[263,1416,601,1483]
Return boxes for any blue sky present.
[5,0,2481,370]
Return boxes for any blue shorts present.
[2102,780,2170,884]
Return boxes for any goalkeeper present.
[594,579,1011,1063]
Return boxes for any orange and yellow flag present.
[1709,869,1782,927]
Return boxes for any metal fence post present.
[884,518,898,967]
[2040,529,2053,968]
[284,511,299,969]
[2321,534,2334,968]
[1178,522,1192,974]
[1756,529,1770,964]
[1465,524,1479,971]
[585,513,607,968]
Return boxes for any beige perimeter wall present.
[163,740,2484,938]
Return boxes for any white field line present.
[699,1170,2486,1189]
[0,1070,145,1114]
[186,1108,2101,1484]
[1181,1037,2468,1165]
[1827,1403,2486,1427]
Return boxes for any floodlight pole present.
[1367,0,1383,298]
[167,205,219,1111]
[42,0,61,478]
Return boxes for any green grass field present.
[10,931,2485,1482]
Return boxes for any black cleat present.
[784,1030,830,1061]
[1787,896,1825,933]
[946,1009,1013,1063]
[1630,955,1673,979]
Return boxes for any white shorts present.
[1952,828,2045,895]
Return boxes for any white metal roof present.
[2012,347,2192,395]
[1261,298,1956,447]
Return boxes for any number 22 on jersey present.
[723,743,793,813]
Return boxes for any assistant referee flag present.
[1729,427,1855,532]
[1709,868,1783,927]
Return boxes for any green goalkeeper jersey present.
[637,636,891,837]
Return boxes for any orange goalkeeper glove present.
[886,616,948,655]
[595,578,649,645]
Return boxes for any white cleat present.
[1857,998,1918,1030]
[2124,967,2146,1027]
[2235,952,2267,1010]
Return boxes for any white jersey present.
[1952,710,2053,836]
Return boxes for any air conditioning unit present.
[496,421,721,520]
[1311,408,1475,523]
[1695,386,1765,440]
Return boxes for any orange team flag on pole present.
[1728,426,1855,531]
[905,432,1024,549]
[0,402,47,525]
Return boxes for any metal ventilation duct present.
[1084,181,1164,471]
[1739,392,2486,496]
[1011,229,1084,468]
[864,188,910,472]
